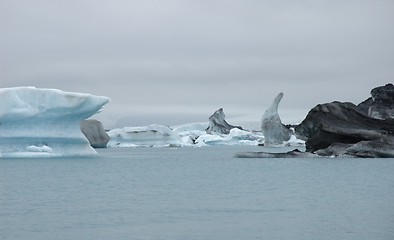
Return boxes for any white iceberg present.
[107,122,266,148]
[172,122,208,145]
[0,87,110,158]
[286,134,305,146]
[107,124,189,147]
[105,111,305,148]
[195,128,264,146]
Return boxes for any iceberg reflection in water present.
[1,146,393,240]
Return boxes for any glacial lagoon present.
[1,146,394,240]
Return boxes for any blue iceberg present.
[0,87,110,158]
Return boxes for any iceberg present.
[0,87,110,158]
[106,122,265,148]
[172,122,208,145]
[261,93,292,145]
[105,105,303,148]
[205,108,242,134]
[107,124,188,147]
[195,128,264,146]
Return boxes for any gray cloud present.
[1,0,393,127]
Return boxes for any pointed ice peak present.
[261,92,291,145]
[263,92,283,118]
[206,108,242,135]
[211,108,226,120]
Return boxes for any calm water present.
[1,146,394,240]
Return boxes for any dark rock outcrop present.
[80,119,110,148]
[314,143,354,157]
[357,97,373,115]
[295,101,394,153]
[205,108,242,134]
[314,136,394,158]
[357,83,394,119]
[234,83,394,158]
[261,92,292,145]
[345,136,394,158]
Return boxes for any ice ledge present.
[0,87,110,158]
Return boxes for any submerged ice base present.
[0,87,110,158]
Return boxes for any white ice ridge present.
[108,125,186,147]
[0,87,110,158]
[107,121,305,148]
[107,123,267,147]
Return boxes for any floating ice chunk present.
[173,122,208,145]
[0,87,109,158]
[261,93,292,145]
[195,134,225,146]
[107,122,265,148]
[286,135,305,146]
[26,145,53,153]
[26,145,44,152]
[40,145,53,152]
[195,128,263,146]
[206,108,242,134]
[17,145,57,157]
[107,124,189,147]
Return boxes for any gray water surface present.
[1,146,394,240]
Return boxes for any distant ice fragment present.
[261,93,292,145]
[206,108,242,134]
[106,122,265,148]
[0,87,110,158]
[26,145,53,152]
[286,135,305,146]
[107,124,187,147]
[195,128,264,146]
[172,122,208,145]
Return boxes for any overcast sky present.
[1,0,393,128]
